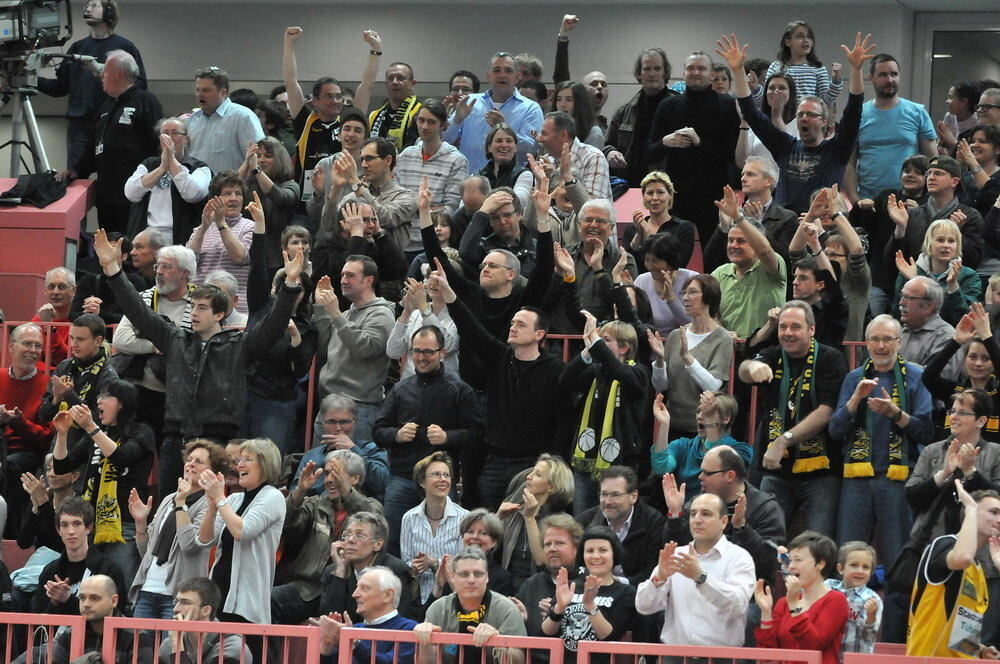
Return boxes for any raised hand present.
[559,14,580,36]
[128,488,153,522]
[453,95,476,125]
[417,176,432,212]
[284,247,304,284]
[245,190,265,226]
[552,242,575,277]
[839,32,877,71]
[534,172,551,218]
[428,258,456,304]
[654,541,678,582]
[652,392,670,428]
[662,473,686,515]
[362,29,381,52]
[887,194,909,230]
[553,567,575,612]
[755,579,773,617]
[955,478,977,510]
[284,26,303,43]
[894,250,917,281]
[51,409,72,435]
[714,185,740,222]
[93,228,124,271]
[714,34,748,73]
[299,460,325,490]
[647,329,665,361]
[971,302,992,340]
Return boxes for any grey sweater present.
[663,326,734,432]
[315,296,396,403]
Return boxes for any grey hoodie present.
[316,296,395,403]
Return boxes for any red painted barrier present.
[0,613,87,664]
[847,652,994,663]
[100,615,323,664]
[337,627,566,664]
[577,639,823,664]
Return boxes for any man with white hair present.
[94,49,163,234]
[567,199,637,322]
[112,244,198,445]
[125,117,212,245]
[898,276,960,373]
[703,155,798,272]
[32,267,76,367]
[204,270,247,327]
[312,565,418,664]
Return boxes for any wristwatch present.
[174,503,188,513]
[251,166,262,176]
[891,409,904,423]
[782,431,794,443]
[585,606,600,616]
[351,181,365,193]
[695,571,708,585]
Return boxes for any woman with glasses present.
[127,439,229,618]
[957,124,1000,218]
[498,453,574,590]
[541,526,636,663]
[923,303,1000,443]
[124,116,212,244]
[426,508,513,606]
[238,135,300,276]
[890,218,981,326]
[400,452,468,603]
[51,378,156,588]
[634,233,699,336]
[196,437,285,632]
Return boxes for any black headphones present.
[101,0,118,29]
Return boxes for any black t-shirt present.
[753,342,848,477]
[558,581,636,663]
[292,106,341,184]
[95,86,163,206]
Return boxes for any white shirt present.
[635,535,755,646]
[400,497,469,603]
[123,162,212,243]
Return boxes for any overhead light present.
[933,54,953,58]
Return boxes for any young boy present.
[826,541,882,656]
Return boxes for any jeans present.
[98,521,140,599]
[243,393,299,454]
[133,590,175,619]
[869,286,890,317]
[836,476,912,570]
[384,474,423,557]
[478,456,536,512]
[760,473,840,538]
[572,471,599,516]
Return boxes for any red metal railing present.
[847,652,994,663]
[101,616,322,664]
[0,613,87,664]
[577,639,823,664]
[337,627,566,664]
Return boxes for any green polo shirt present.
[712,258,787,339]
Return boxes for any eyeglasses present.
[795,111,824,119]
[410,347,442,356]
[45,283,72,290]
[700,468,731,477]
[426,472,451,480]
[324,417,355,426]
[162,130,187,136]
[867,336,900,345]
[359,154,386,162]
[17,340,43,350]
[900,294,932,303]
[341,530,372,543]
[480,261,512,271]
[599,491,631,500]
[947,409,976,418]
[236,456,257,465]
[977,104,1000,112]
[451,86,474,94]
[581,216,612,226]
[154,262,179,272]
[454,569,487,579]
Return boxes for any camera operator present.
[36,0,146,183]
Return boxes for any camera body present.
[0,0,72,57]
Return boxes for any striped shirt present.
[395,141,468,251]
[187,216,254,314]
[753,62,844,108]
[400,497,469,603]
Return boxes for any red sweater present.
[30,314,69,367]
[0,368,52,452]
[755,589,848,664]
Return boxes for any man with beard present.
[112,245,198,446]
[849,54,938,201]
[271,452,384,626]
[647,51,740,242]
[604,48,676,187]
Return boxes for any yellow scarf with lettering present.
[82,435,125,544]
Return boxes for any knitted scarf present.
[845,354,910,480]
[572,361,635,478]
[368,96,421,151]
[766,340,828,473]
[59,348,109,427]
[142,283,195,329]
[452,591,491,663]
[81,428,124,544]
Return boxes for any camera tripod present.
[0,53,52,177]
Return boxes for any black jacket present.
[38,348,119,450]
[106,269,301,438]
[373,367,483,476]
[94,85,163,207]
[605,87,677,186]
[447,296,567,458]
[577,501,666,586]
[313,232,408,310]
[888,199,984,272]
[318,551,421,620]
[126,155,209,243]
[32,547,125,615]
[663,482,786,581]
[70,271,147,325]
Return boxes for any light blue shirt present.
[442,89,543,172]
[826,578,881,656]
[856,98,936,198]
[187,97,265,174]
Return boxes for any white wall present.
[3,3,915,178]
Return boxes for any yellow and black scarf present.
[766,339,829,473]
[452,591,491,662]
[369,96,421,151]
[948,377,1000,435]
[58,347,109,427]
[845,354,910,480]
[81,430,125,544]
[572,361,635,479]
